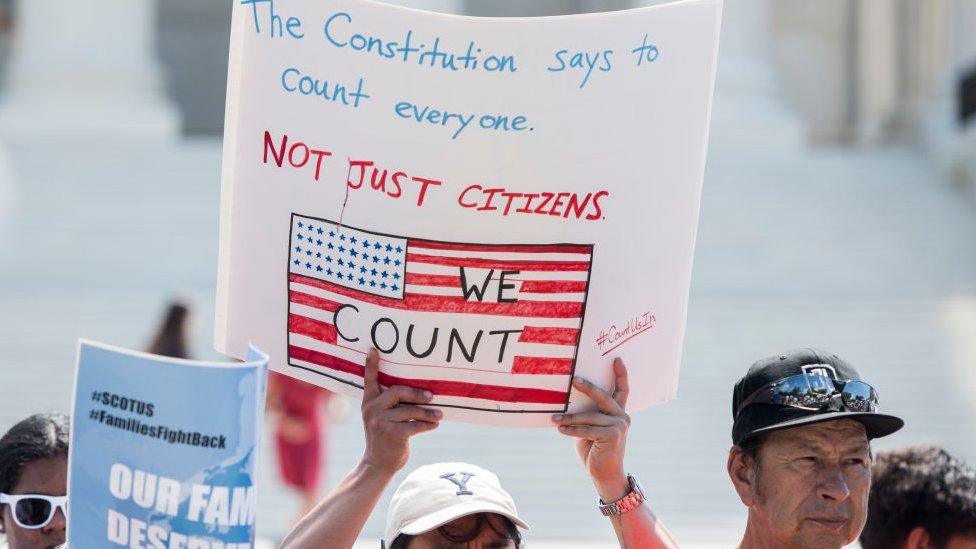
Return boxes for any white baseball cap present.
[383,462,529,545]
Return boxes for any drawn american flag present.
[286,213,593,412]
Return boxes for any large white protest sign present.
[216,0,721,426]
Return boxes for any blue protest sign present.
[67,340,268,549]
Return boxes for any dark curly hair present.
[388,513,523,549]
[860,445,976,548]
[0,413,70,494]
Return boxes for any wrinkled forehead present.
[767,419,870,451]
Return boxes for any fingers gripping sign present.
[552,358,631,500]
[362,348,383,400]
[361,349,442,474]
[610,357,630,410]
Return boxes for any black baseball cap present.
[731,348,904,445]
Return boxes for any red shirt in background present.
[269,372,333,492]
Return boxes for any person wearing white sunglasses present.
[0,413,69,549]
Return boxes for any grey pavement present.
[2,35,975,549]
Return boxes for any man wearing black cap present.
[727,348,904,549]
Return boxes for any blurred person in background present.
[281,350,677,548]
[860,445,976,549]
[727,348,904,549]
[0,413,69,549]
[147,301,191,359]
[267,371,335,524]
[0,0,11,61]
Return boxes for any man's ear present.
[727,446,758,507]
[904,526,931,549]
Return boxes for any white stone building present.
[2,0,973,185]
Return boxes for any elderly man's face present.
[731,419,872,549]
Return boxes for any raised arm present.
[280,349,442,548]
[551,359,679,549]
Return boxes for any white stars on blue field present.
[289,215,407,299]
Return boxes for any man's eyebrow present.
[843,442,871,454]
[787,439,870,455]
[789,441,826,454]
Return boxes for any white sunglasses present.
[0,493,68,529]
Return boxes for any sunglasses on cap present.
[0,493,68,529]
[736,373,880,417]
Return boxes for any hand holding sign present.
[553,358,631,501]
[361,349,442,474]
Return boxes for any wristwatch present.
[598,474,645,516]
